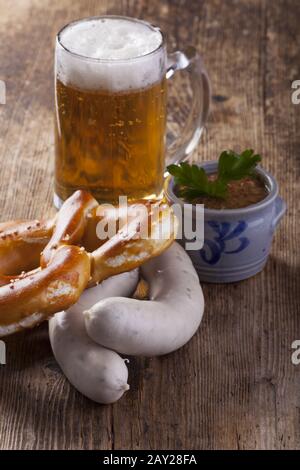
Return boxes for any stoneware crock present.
[164,160,286,283]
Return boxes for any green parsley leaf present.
[218,149,261,182]
[167,149,262,202]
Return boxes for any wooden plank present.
[0,0,299,450]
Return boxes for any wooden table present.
[0,0,299,450]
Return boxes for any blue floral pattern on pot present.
[200,221,250,265]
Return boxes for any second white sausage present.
[84,243,204,356]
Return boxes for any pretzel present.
[0,190,177,337]
[0,219,54,276]
[0,190,96,288]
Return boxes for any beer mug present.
[54,16,210,207]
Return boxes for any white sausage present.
[84,243,204,356]
[48,270,138,404]
[71,269,139,313]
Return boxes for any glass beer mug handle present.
[165,46,210,166]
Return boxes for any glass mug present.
[54,16,210,207]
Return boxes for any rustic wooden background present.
[0,0,299,450]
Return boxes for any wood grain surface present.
[0,0,299,450]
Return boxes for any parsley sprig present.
[167,149,261,201]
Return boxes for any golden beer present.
[55,78,166,203]
[54,16,210,206]
[55,16,167,205]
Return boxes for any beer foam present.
[56,17,165,91]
